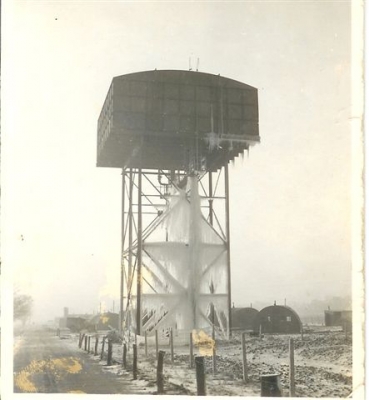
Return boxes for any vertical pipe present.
[209,171,216,373]
[136,168,142,335]
[120,169,125,336]
[208,172,213,225]
[224,163,232,337]
[242,332,248,382]
[289,338,295,397]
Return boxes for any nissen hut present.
[253,304,302,334]
[231,307,259,331]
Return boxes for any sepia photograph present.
[1,0,364,398]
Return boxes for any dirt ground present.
[73,326,352,397]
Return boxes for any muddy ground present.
[74,326,352,397]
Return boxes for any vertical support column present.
[120,169,125,336]
[136,168,143,335]
[126,168,134,332]
[224,163,232,337]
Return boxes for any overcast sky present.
[3,0,353,323]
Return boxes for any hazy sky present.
[3,0,353,323]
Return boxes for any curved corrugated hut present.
[231,307,259,330]
[253,305,302,334]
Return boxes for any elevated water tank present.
[97,70,259,171]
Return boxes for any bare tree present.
[14,294,33,327]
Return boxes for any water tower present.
[97,70,259,339]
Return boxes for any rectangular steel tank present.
[97,70,259,171]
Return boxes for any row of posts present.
[77,330,297,397]
[78,333,114,366]
[77,329,207,395]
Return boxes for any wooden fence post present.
[107,339,113,366]
[212,333,216,375]
[145,331,148,357]
[242,332,248,382]
[94,336,99,356]
[84,335,88,351]
[289,338,295,397]
[79,333,85,348]
[100,336,106,360]
[157,350,166,394]
[123,343,127,369]
[190,331,194,368]
[155,330,159,360]
[88,336,91,353]
[170,328,174,363]
[212,306,216,375]
[133,343,138,380]
[195,356,206,396]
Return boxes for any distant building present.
[324,310,352,330]
[86,312,119,332]
[231,307,259,331]
[58,307,92,332]
[253,304,302,334]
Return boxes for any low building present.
[231,307,259,331]
[324,310,352,330]
[253,304,302,334]
[58,308,92,332]
[86,312,119,332]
